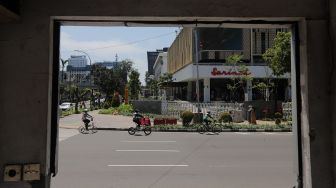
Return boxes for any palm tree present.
[60,58,69,84]
[74,87,91,113]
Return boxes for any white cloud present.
[60,31,149,84]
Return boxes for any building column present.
[187,81,192,101]
[265,88,270,101]
[244,80,253,101]
[203,78,210,102]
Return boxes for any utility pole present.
[194,28,200,104]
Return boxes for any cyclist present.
[82,109,93,131]
[133,109,144,130]
[203,111,214,131]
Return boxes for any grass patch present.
[99,104,134,115]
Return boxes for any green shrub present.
[99,108,117,114]
[117,103,133,113]
[275,118,281,125]
[111,93,120,107]
[181,111,194,127]
[219,112,233,123]
[274,112,282,119]
[103,99,112,109]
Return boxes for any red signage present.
[211,67,251,76]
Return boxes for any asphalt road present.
[51,130,296,188]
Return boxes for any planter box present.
[154,118,165,125]
[153,118,177,125]
[165,118,177,125]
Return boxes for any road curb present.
[60,126,292,132]
[95,127,292,132]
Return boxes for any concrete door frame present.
[50,17,307,188]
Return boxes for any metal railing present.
[162,101,244,119]
[282,102,292,120]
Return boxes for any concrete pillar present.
[162,89,167,100]
[203,78,210,102]
[187,81,192,101]
[244,80,253,101]
[266,88,270,101]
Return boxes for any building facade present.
[95,61,120,69]
[168,27,290,102]
[63,55,92,86]
[153,52,168,80]
[68,55,88,67]
[147,48,168,75]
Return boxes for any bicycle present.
[78,118,98,134]
[197,120,221,134]
[128,117,152,136]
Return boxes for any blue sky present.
[60,26,179,84]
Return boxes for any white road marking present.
[108,165,188,167]
[263,132,276,135]
[115,150,180,152]
[121,141,176,143]
[234,132,250,135]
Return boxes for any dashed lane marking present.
[115,150,180,152]
[108,165,188,167]
[121,141,176,143]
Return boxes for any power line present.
[61,31,175,53]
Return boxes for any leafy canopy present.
[262,32,291,77]
[128,69,141,99]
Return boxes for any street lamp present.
[74,49,94,110]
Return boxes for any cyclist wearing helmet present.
[133,109,144,130]
[82,109,93,130]
[203,111,214,130]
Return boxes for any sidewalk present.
[59,110,134,129]
[59,111,291,132]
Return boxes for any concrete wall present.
[243,100,283,119]
[330,0,336,184]
[0,0,334,187]
[130,100,162,114]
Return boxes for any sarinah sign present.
[211,67,251,76]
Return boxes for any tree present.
[262,32,291,77]
[128,69,141,99]
[74,87,91,113]
[262,32,291,110]
[158,73,173,100]
[145,71,151,87]
[150,79,159,98]
[225,54,252,101]
[91,61,132,98]
[158,73,173,87]
[60,58,68,83]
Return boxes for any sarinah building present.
[167,27,291,102]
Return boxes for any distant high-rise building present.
[95,61,120,69]
[68,55,88,67]
[64,55,90,86]
[147,48,168,75]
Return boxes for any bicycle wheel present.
[128,127,136,135]
[197,125,206,134]
[211,125,221,134]
[143,126,152,136]
[90,125,98,134]
[78,126,87,134]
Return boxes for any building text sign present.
[211,67,251,76]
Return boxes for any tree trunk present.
[273,79,278,114]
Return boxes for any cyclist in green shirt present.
[203,111,214,130]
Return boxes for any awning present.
[159,82,188,87]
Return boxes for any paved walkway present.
[59,110,134,129]
[59,110,282,130]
